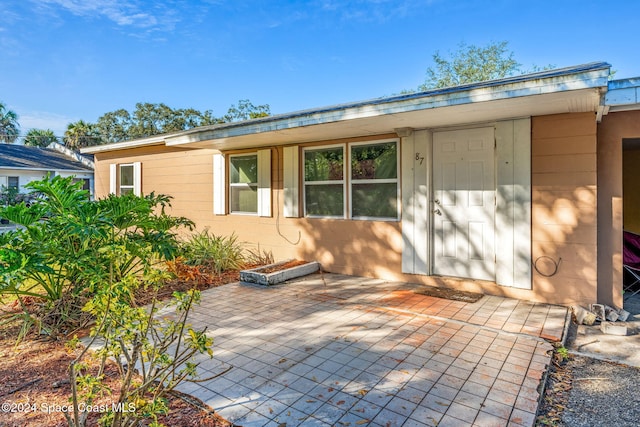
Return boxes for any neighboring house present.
[83,62,640,308]
[0,143,94,198]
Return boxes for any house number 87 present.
[415,153,425,165]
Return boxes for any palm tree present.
[24,128,59,147]
[0,102,20,143]
[64,120,101,150]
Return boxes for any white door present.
[433,127,496,281]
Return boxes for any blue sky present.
[2,0,640,138]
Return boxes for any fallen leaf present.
[356,420,369,425]
[336,400,346,405]
[357,389,368,396]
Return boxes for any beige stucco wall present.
[94,113,603,305]
[529,113,598,305]
[598,110,640,307]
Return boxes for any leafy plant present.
[68,265,213,427]
[179,230,245,274]
[555,346,570,362]
[165,257,214,286]
[244,244,274,267]
[0,175,193,337]
[0,175,210,427]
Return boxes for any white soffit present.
[167,88,602,151]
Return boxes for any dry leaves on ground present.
[0,268,246,427]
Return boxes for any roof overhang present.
[0,166,93,173]
[605,77,640,112]
[83,62,610,154]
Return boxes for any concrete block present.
[240,260,320,286]
[582,311,597,326]
[617,308,630,322]
[590,304,605,321]
[572,306,588,324]
[600,322,628,336]
[604,306,619,322]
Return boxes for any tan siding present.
[531,113,598,305]
[92,121,607,305]
[532,135,596,156]
[598,110,640,307]
[532,114,596,138]
[532,153,596,173]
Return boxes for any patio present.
[169,273,569,426]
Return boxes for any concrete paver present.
[169,273,568,426]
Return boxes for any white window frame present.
[223,149,271,217]
[301,140,400,220]
[348,140,400,221]
[119,163,135,195]
[229,153,259,215]
[110,162,141,196]
[302,144,347,219]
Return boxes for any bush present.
[179,230,245,274]
[69,270,213,427]
[0,175,193,337]
[0,175,211,427]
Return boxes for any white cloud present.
[14,108,77,139]
[37,0,173,30]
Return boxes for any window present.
[229,154,258,214]
[119,164,135,195]
[213,150,271,216]
[303,145,346,217]
[350,141,398,219]
[75,178,91,191]
[302,140,399,220]
[109,162,141,196]
[7,176,19,190]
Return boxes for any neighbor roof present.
[0,144,94,172]
[83,62,612,154]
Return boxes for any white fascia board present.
[165,68,609,147]
[604,77,640,111]
[80,137,166,154]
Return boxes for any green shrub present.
[179,230,245,274]
[0,175,193,337]
[68,268,212,427]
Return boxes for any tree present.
[419,41,521,90]
[223,99,270,122]
[23,128,59,147]
[64,120,102,150]
[95,109,132,144]
[94,99,270,144]
[0,101,20,144]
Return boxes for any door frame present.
[431,126,497,281]
[400,119,532,289]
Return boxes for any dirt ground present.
[0,271,241,427]
[536,353,640,427]
[536,309,640,427]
